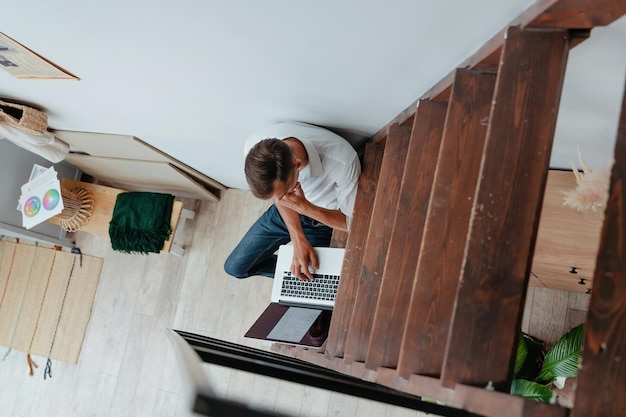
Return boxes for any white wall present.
[552,19,626,170]
[0,1,624,189]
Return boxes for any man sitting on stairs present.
[224,121,361,281]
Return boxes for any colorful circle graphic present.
[43,189,61,211]
[23,196,41,218]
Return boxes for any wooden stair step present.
[330,229,348,248]
[397,68,497,377]
[442,26,570,389]
[343,122,413,363]
[325,142,385,359]
[364,100,448,370]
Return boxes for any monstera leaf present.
[537,323,585,383]
[510,379,556,403]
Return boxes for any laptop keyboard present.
[280,272,340,301]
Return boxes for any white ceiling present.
[1,1,624,189]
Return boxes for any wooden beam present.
[529,0,626,28]
[365,100,448,370]
[442,27,570,389]
[571,74,626,417]
[398,69,496,377]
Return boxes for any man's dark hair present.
[245,139,294,199]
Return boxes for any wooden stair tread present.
[325,143,385,359]
[397,68,496,377]
[343,123,412,363]
[365,100,447,370]
[442,26,570,389]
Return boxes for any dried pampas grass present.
[562,147,611,212]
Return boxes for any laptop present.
[271,244,345,309]
[244,245,345,348]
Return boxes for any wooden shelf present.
[49,178,183,253]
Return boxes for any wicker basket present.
[56,187,95,232]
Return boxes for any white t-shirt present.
[244,122,361,227]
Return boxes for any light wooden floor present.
[0,189,589,417]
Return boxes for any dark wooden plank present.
[343,123,412,363]
[330,230,348,248]
[324,142,385,359]
[442,27,570,389]
[364,100,448,370]
[473,47,503,72]
[397,69,497,377]
[530,0,626,28]
[521,402,569,417]
[571,77,626,417]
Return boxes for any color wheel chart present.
[19,165,64,229]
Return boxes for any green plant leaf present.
[514,334,528,375]
[538,323,585,382]
[510,379,555,403]
[515,332,546,380]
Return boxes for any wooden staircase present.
[274,2,626,416]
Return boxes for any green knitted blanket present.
[109,192,174,255]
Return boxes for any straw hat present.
[0,100,48,135]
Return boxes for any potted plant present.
[510,323,585,403]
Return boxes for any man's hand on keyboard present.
[291,239,318,281]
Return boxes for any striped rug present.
[0,241,102,364]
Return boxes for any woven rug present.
[0,241,102,364]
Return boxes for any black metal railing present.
[170,329,482,417]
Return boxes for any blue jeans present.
[224,204,333,278]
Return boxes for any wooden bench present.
[49,178,194,255]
